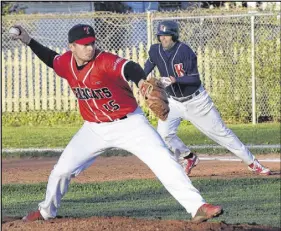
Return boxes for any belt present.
[112,115,127,122]
[95,115,128,123]
[170,87,203,103]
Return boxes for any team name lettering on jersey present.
[53,51,138,122]
[174,63,185,77]
[72,87,112,100]
[113,57,124,71]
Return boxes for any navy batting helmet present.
[156,20,179,42]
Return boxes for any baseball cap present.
[68,24,96,45]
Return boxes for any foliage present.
[2,111,84,126]
[1,2,26,15]
[195,17,280,123]
[255,37,281,122]
[1,2,27,46]
[1,2,11,15]
[2,103,157,126]
[221,40,280,122]
[2,11,280,124]
[94,2,132,13]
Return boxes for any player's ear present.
[68,43,75,52]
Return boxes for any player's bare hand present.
[10,25,31,45]
[169,76,176,83]
[160,76,175,88]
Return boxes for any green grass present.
[1,147,280,159]
[1,149,134,158]
[2,123,280,148]
[177,123,280,146]
[2,178,280,227]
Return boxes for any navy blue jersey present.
[144,41,201,97]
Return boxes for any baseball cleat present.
[180,153,199,175]
[192,203,223,223]
[248,159,271,175]
[22,210,44,222]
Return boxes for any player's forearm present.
[28,39,59,68]
[124,61,146,87]
[175,74,201,86]
[144,59,155,77]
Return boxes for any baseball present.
[9,27,21,36]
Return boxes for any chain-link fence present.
[150,12,280,123]
[2,10,280,123]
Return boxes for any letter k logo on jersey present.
[84,27,90,34]
[174,63,185,77]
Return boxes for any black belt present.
[112,115,127,122]
[96,115,128,123]
[169,89,201,103]
[118,115,127,120]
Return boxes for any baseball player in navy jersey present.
[11,24,223,223]
[144,20,271,176]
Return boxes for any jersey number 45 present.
[103,100,120,112]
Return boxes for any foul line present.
[2,144,280,153]
[199,157,280,163]
[2,145,280,163]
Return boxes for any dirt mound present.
[2,155,280,230]
[2,155,280,184]
[2,216,279,231]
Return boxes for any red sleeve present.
[101,53,129,81]
[53,51,72,78]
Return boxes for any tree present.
[94,2,132,13]
[200,2,226,8]
[2,2,27,51]
[1,2,26,15]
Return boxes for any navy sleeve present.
[175,51,201,86]
[144,57,156,77]
[144,46,157,77]
[176,75,201,85]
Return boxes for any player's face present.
[69,42,96,65]
[159,35,175,50]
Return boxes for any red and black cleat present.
[181,153,200,175]
[22,210,44,222]
[192,203,223,223]
[248,159,271,175]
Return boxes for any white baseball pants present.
[157,86,255,164]
[38,107,205,219]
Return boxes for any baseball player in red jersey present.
[11,24,223,223]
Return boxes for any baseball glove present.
[140,78,170,121]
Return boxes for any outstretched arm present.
[174,74,201,85]
[10,25,59,68]
[144,57,156,77]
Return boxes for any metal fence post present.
[251,15,257,124]
[200,17,204,83]
[147,11,152,51]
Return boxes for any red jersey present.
[53,50,138,122]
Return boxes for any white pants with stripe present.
[38,107,205,220]
[157,86,255,164]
